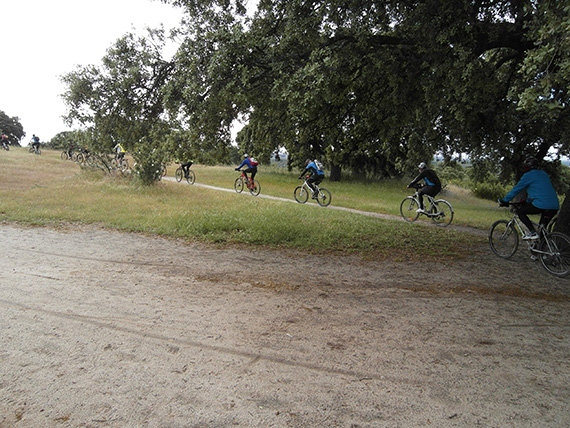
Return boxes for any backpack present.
[249,157,259,166]
[314,159,323,171]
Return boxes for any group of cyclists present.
[9,132,563,236]
[406,156,560,238]
[1,133,41,152]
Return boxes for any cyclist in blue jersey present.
[31,134,41,152]
[499,156,559,240]
[299,159,325,196]
[235,154,258,182]
[407,162,442,213]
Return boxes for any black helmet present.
[305,159,312,165]
[523,156,538,171]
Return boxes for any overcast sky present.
[2,0,183,143]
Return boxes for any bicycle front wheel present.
[234,178,244,193]
[175,167,183,182]
[431,200,453,227]
[316,188,331,207]
[400,197,420,222]
[539,232,570,277]
[61,151,69,160]
[120,159,130,172]
[187,170,196,185]
[294,186,308,204]
[489,220,518,258]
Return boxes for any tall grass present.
[0,148,500,260]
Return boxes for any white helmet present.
[243,154,249,158]
[418,162,427,170]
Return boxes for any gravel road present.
[0,223,568,428]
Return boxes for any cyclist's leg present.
[517,202,543,233]
[417,187,430,210]
[248,167,257,181]
[540,209,558,231]
[307,176,317,193]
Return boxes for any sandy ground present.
[0,222,568,428]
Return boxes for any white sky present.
[2,0,183,143]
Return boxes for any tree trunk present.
[329,164,342,182]
[554,187,570,235]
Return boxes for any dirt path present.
[0,223,568,428]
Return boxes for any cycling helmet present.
[523,156,538,171]
[243,154,249,158]
[418,162,427,170]
[305,158,312,165]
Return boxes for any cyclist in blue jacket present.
[299,159,325,196]
[499,156,559,240]
[407,162,442,213]
[235,154,258,182]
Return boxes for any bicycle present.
[2,141,10,151]
[61,150,74,160]
[175,164,196,185]
[489,202,570,278]
[294,177,332,207]
[28,145,41,155]
[111,155,130,172]
[76,150,94,166]
[234,171,260,196]
[400,183,453,227]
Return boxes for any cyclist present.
[178,160,193,178]
[113,142,126,164]
[1,133,9,149]
[235,154,258,183]
[299,159,325,197]
[499,156,559,240]
[407,162,442,213]
[31,134,41,152]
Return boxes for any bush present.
[471,182,507,201]
[132,139,167,186]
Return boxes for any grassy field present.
[0,148,504,260]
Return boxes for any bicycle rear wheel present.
[539,232,570,277]
[234,177,244,193]
[186,170,196,185]
[249,180,261,196]
[120,159,130,172]
[316,188,331,207]
[294,186,308,204]
[400,197,420,222]
[489,220,518,258]
[431,200,453,227]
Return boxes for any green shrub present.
[471,181,507,201]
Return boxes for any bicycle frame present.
[489,203,570,277]
[294,178,332,207]
[234,172,260,196]
[400,184,453,226]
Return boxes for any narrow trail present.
[162,176,488,237]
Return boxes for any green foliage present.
[0,110,25,146]
[471,182,508,202]
[131,129,169,185]
[435,162,467,185]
